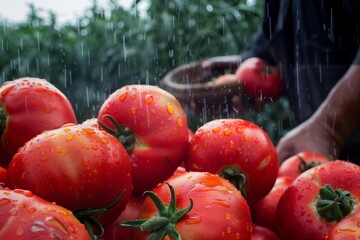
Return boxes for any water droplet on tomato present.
[83,128,95,134]
[235,127,244,134]
[0,198,10,206]
[130,93,136,100]
[66,135,75,141]
[176,118,183,127]
[145,94,153,104]
[130,107,137,115]
[212,199,230,208]
[225,213,231,220]
[45,216,69,235]
[100,138,109,144]
[185,215,201,224]
[118,92,128,101]
[257,158,270,170]
[166,104,174,114]
[1,85,15,96]
[224,128,232,136]
[212,126,221,133]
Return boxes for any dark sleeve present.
[353,46,360,65]
[241,0,280,65]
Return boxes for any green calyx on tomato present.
[120,183,193,240]
[219,166,248,198]
[316,184,355,222]
[74,189,125,240]
[98,114,135,153]
[298,155,323,173]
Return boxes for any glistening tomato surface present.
[185,118,279,208]
[278,151,331,180]
[276,160,360,240]
[98,84,189,194]
[0,77,77,167]
[6,123,133,229]
[129,171,253,240]
[0,188,91,239]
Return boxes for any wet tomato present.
[0,77,77,167]
[278,151,331,180]
[251,176,293,233]
[5,123,133,232]
[97,84,189,194]
[235,57,283,101]
[251,224,280,240]
[185,118,279,208]
[102,194,144,240]
[325,211,360,240]
[0,188,91,239]
[276,160,360,240]
[121,171,252,240]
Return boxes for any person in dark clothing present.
[170,0,360,163]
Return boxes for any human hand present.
[276,117,340,163]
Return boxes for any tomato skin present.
[235,57,283,100]
[102,194,144,240]
[0,188,91,239]
[98,84,189,194]
[276,160,360,240]
[0,165,6,184]
[278,151,331,180]
[5,123,133,228]
[251,176,293,233]
[133,171,252,240]
[185,118,279,208]
[325,211,360,240]
[0,77,77,167]
[251,224,280,240]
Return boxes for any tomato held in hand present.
[0,188,91,239]
[6,123,133,232]
[278,151,331,180]
[185,118,279,208]
[0,77,77,167]
[121,171,252,240]
[98,84,189,194]
[235,57,283,100]
[276,160,360,240]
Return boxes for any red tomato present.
[97,84,189,194]
[278,151,331,180]
[276,160,360,240]
[0,166,6,184]
[251,224,280,240]
[121,171,253,240]
[185,118,279,208]
[6,123,133,230]
[325,211,360,240]
[252,176,293,233]
[102,194,144,240]
[0,77,77,167]
[235,57,283,100]
[0,188,91,239]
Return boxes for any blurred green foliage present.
[0,0,292,142]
